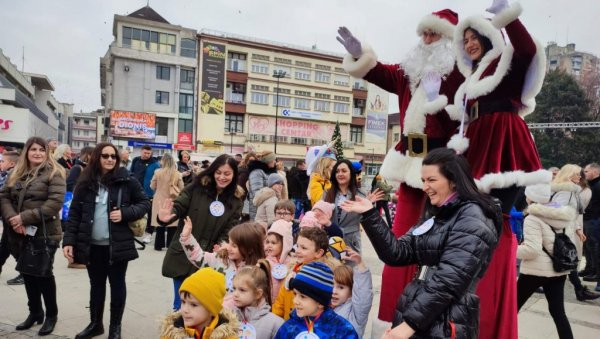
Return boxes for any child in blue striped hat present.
[274,261,358,339]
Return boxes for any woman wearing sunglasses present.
[62,143,150,339]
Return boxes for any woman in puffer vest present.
[517,183,577,339]
[341,148,501,338]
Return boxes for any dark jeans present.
[517,274,573,339]
[154,226,176,250]
[87,245,128,311]
[23,274,58,317]
[145,199,154,235]
[583,219,599,275]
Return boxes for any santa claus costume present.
[341,9,464,332]
[445,2,551,338]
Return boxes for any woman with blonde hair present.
[0,137,66,335]
[151,153,184,251]
[551,164,599,301]
[308,156,336,206]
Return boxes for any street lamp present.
[272,70,286,154]
[229,132,236,153]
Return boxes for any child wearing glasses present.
[273,199,299,241]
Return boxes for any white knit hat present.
[525,184,551,204]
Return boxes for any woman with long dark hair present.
[0,137,66,336]
[157,154,243,311]
[324,159,366,252]
[341,148,501,338]
[62,143,150,339]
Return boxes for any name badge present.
[239,322,257,339]
[412,218,435,236]
[209,201,225,217]
[295,332,320,339]
[272,263,288,280]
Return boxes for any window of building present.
[334,75,350,86]
[315,64,331,71]
[251,92,269,105]
[252,53,270,61]
[295,98,311,110]
[180,68,195,91]
[181,39,197,58]
[83,130,90,136]
[295,68,311,81]
[333,103,349,113]
[350,126,363,144]
[84,119,90,125]
[225,113,244,133]
[156,91,169,104]
[251,62,269,74]
[156,117,169,136]
[178,118,193,133]
[273,95,291,107]
[274,57,292,64]
[295,61,311,67]
[291,137,308,145]
[179,93,194,116]
[228,52,247,72]
[226,82,246,103]
[273,65,291,77]
[334,95,350,102]
[314,100,330,112]
[122,26,175,55]
[251,84,269,91]
[366,164,381,176]
[393,133,400,142]
[315,93,331,99]
[295,90,311,97]
[315,71,331,83]
[156,65,170,80]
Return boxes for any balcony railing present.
[353,107,364,116]
[226,92,245,104]
[72,123,97,130]
[72,135,97,142]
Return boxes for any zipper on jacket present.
[107,186,114,265]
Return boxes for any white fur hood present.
[527,203,576,229]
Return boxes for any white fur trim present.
[417,14,455,39]
[446,134,469,154]
[445,103,463,121]
[379,147,424,189]
[476,169,552,193]
[519,39,546,117]
[527,203,577,222]
[550,182,581,193]
[453,16,505,77]
[492,2,523,29]
[342,45,377,79]
[403,86,448,135]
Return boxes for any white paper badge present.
[412,217,435,236]
[225,269,235,292]
[209,201,225,217]
[295,331,320,339]
[239,322,257,339]
[272,263,288,280]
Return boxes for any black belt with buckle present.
[396,133,447,158]
[469,100,517,121]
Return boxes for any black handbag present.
[16,209,58,277]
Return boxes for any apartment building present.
[196,29,389,172]
[68,111,102,154]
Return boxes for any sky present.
[0,0,598,114]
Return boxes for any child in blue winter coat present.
[274,261,358,339]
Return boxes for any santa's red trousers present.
[378,187,518,339]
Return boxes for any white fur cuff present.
[342,45,378,79]
[492,2,523,29]
[447,134,469,154]
[422,95,448,116]
[445,104,464,121]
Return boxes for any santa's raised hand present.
[486,0,509,14]
[336,26,363,58]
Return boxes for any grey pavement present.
[1,226,600,338]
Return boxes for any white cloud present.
[0,0,598,113]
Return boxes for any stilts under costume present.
[445,2,550,338]
[340,9,464,325]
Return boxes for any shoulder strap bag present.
[16,209,58,277]
[118,187,147,237]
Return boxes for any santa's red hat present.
[416,9,458,39]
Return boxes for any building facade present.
[68,110,102,154]
[0,48,72,152]
[100,6,198,156]
[196,29,388,172]
[546,42,599,84]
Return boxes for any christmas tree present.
[332,121,344,160]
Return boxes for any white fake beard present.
[401,37,456,91]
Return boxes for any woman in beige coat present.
[151,153,184,251]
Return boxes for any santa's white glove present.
[336,26,363,59]
[486,0,509,14]
[422,72,442,102]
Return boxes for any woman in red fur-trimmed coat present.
[445,1,551,338]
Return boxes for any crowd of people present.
[1,1,600,339]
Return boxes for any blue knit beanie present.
[289,261,334,307]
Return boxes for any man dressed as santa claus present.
[337,9,464,336]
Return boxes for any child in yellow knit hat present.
[160,268,239,339]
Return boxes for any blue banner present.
[127,141,172,149]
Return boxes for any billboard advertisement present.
[248,116,348,139]
[200,42,226,115]
[365,111,388,143]
[110,110,156,139]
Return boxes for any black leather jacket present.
[361,198,500,338]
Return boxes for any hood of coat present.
[267,220,294,263]
[235,302,271,323]
[160,309,239,339]
[551,182,582,194]
[247,160,277,175]
[527,203,577,229]
[253,187,278,206]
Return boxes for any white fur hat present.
[525,183,551,204]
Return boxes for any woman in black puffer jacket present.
[63,143,150,339]
[341,148,501,339]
